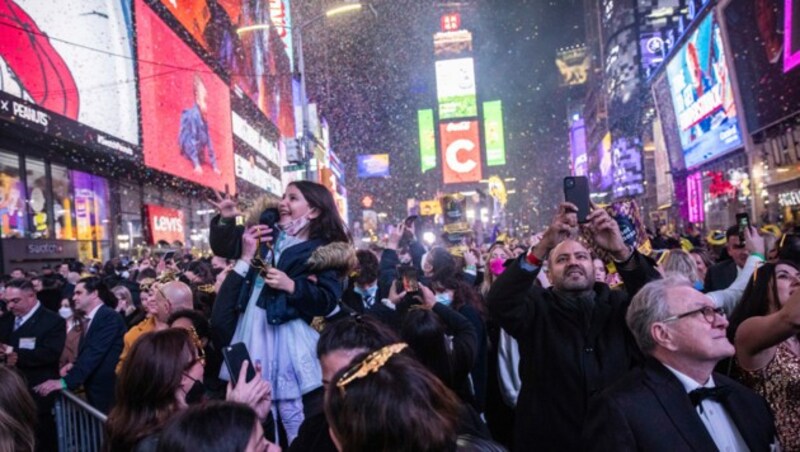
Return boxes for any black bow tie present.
[689,386,731,413]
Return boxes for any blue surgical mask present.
[354,284,378,300]
[693,280,704,292]
[435,292,453,306]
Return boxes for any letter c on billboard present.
[446,138,477,173]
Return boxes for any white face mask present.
[280,215,311,237]
[58,307,73,319]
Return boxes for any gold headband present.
[196,284,216,294]
[335,343,408,395]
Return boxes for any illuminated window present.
[25,157,49,239]
[0,151,25,238]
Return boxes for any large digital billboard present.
[137,0,235,193]
[357,154,390,178]
[483,100,506,166]
[589,132,613,194]
[440,120,482,184]
[418,109,437,172]
[724,0,800,133]
[436,58,478,120]
[232,106,282,197]
[0,0,139,157]
[156,0,295,138]
[666,13,743,168]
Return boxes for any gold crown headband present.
[336,343,408,396]
[196,284,216,294]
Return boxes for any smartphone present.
[736,213,750,243]
[404,215,418,228]
[162,250,176,262]
[402,267,420,293]
[563,176,591,223]
[222,342,256,386]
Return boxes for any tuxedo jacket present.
[0,306,66,388]
[63,305,125,413]
[581,359,777,452]
[704,260,738,293]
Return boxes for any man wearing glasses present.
[581,276,778,451]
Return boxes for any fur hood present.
[243,195,280,227]
[307,242,357,275]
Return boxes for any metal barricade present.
[54,390,107,452]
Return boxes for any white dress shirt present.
[16,301,41,329]
[664,365,750,452]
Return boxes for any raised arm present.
[735,286,800,371]
[707,227,765,314]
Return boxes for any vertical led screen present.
[686,171,705,223]
[787,0,799,72]
[440,121,482,184]
[156,0,295,138]
[418,109,437,172]
[666,13,742,168]
[0,0,139,157]
[724,0,800,133]
[569,115,588,176]
[357,154,390,178]
[435,58,478,120]
[611,137,644,198]
[483,100,506,166]
[137,0,235,193]
[589,132,613,194]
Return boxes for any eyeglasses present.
[662,306,726,324]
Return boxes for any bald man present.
[116,281,195,373]
[486,203,660,451]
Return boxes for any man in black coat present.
[0,278,66,452]
[486,203,660,451]
[581,276,777,451]
[704,226,749,292]
[36,277,125,413]
[341,250,398,329]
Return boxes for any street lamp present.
[237,2,371,182]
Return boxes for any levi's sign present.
[145,204,185,245]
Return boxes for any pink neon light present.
[786,0,800,73]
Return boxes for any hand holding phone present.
[223,343,257,386]
[563,176,591,224]
[736,213,750,244]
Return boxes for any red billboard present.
[136,0,235,193]
[144,204,185,245]
[440,120,482,184]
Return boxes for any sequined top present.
[739,341,800,451]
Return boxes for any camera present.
[564,178,576,188]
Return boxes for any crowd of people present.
[0,181,798,451]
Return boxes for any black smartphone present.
[736,213,750,243]
[404,215,418,228]
[222,342,256,386]
[564,176,591,223]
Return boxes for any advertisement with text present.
[440,120,482,184]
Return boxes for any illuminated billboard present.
[666,13,742,168]
[483,101,506,166]
[440,120,482,184]
[232,107,282,197]
[436,58,478,120]
[724,0,800,133]
[611,137,644,198]
[0,0,139,156]
[589,132,613,194]
[686,171,704,223]
[652,118,674,208]
[144,204,185,245]
[786,0,799,72]
[157,0,295,138]
[137,0,235,193]
[555,46,589,86]
[357,154,390,178]
[434,30,473,57]
[418,109,437,172]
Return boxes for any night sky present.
[301,0,586,232]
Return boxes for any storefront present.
[697,150,751,230]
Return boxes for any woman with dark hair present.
[325,344,500,452]
[210,181,352,443]
[157,401,278,452]
[169,309,225,400]
[728,261,800,450]
[105,328,271,451]
[421,246,488,413]
[0,366,37,452]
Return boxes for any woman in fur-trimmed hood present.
[209,181,352,443]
